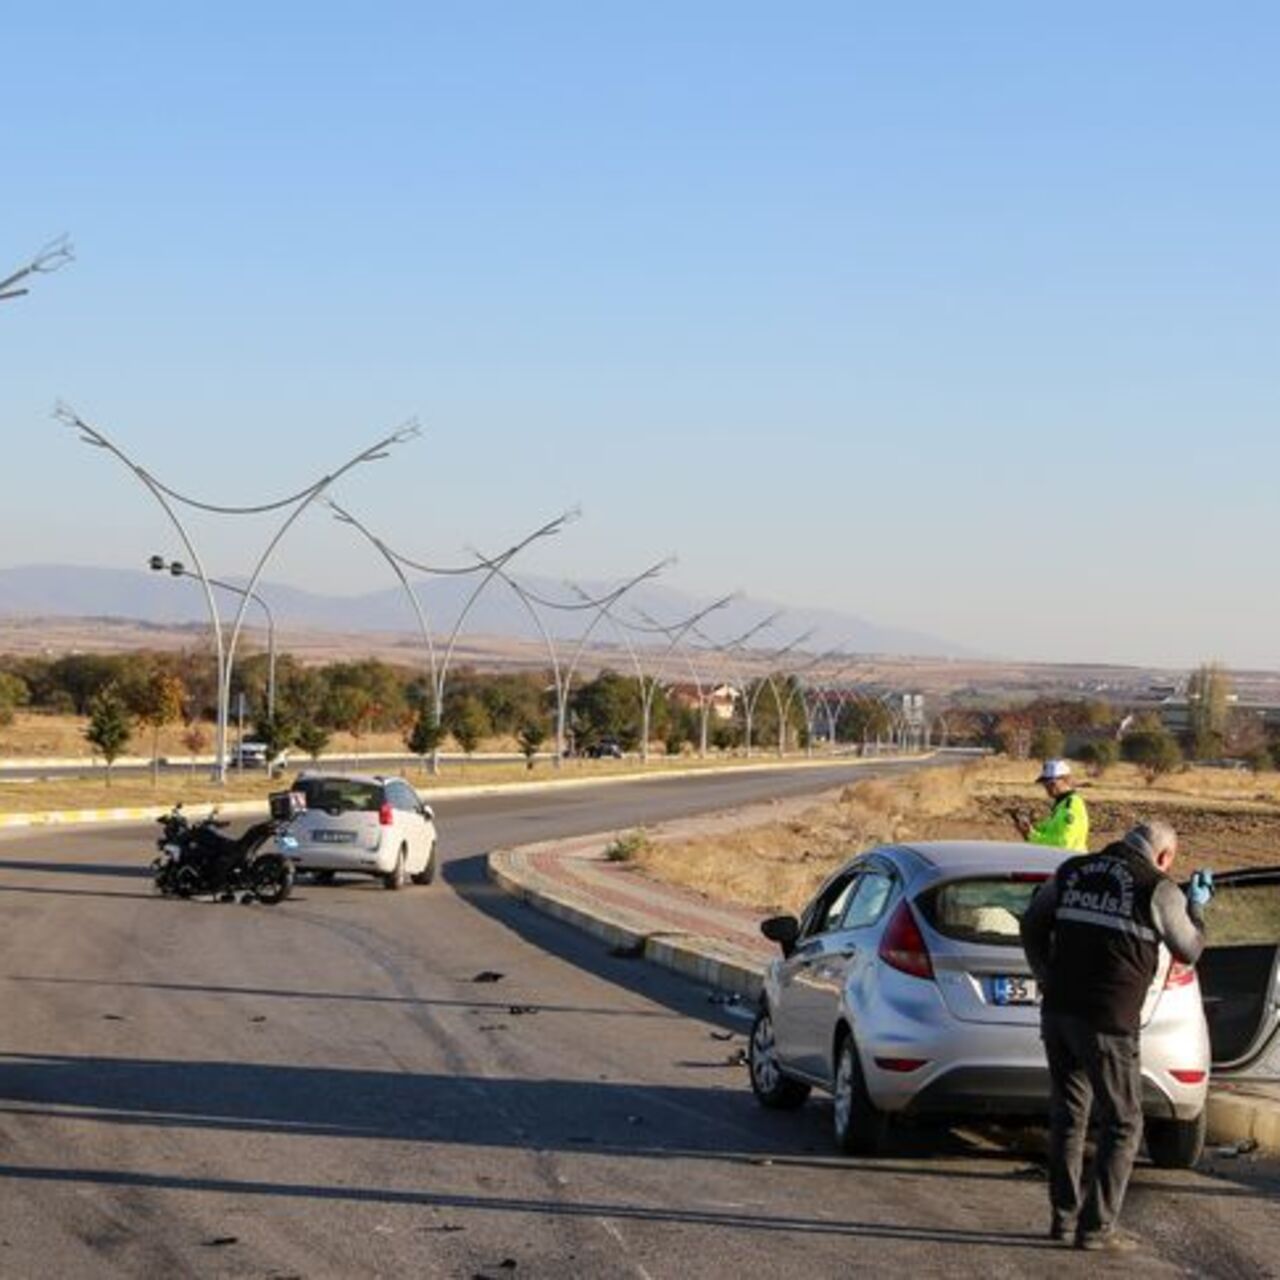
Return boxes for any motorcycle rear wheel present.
[250,853,294,905]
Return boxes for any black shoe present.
[1076,1228,1140,1253]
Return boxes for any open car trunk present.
[1196,868,1280,1078]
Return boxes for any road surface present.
[0,763,1275,1277]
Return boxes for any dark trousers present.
[1041,1010,1144,1236]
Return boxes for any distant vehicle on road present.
[748,840,1278,1168]
[282,773,438,890]
[584,737,624,759]
[229,740,287,770]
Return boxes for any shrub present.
[1076,739,1118,776]
[1030,725,1065,760]
[1121,728,1182,784]
[604,829,649,862]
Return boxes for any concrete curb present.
[487,840,1280,1154]
[0,753,926,832]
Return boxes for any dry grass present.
[636,759,1280,915]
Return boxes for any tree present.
[449,696,487,760]
[0,671,30,727]
[406,707,444,775]
[133,668,186,787]
[1121,727,1182,784]
[1187,662,1232,760]
[517,720,546,770]
[1030,725,1065,760]
[85,683,132,786]
[182,722,208,777]
[294,721,331,762]
[1076,738,1118,776]
[253,712,297,777]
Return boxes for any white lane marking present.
[597,1216,657,1280]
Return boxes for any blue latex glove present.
[1186,868,1215,910]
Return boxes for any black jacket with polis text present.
[1020,840,1205,1035]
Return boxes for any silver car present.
[284,773,438,889]
[749,841,1280,1168]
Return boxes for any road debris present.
[507,1004,539,1016]
[473,971,505,983]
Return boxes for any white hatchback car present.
[284,773,438,889]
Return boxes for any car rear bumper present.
[286,841,391,875]
[892,1064,1204,1121]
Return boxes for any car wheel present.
[383,844,408,891]
[833,1032,888,1156]
[1145,1111,1206,1169]
[748,1008,810,1110]
[411,839,437,886]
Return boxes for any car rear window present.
[293,778,382,814]
[917,875,1049,946]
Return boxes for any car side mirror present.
[420,804,434,821]
[761,914,800,957]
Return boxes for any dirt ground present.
[634,759,1280,916]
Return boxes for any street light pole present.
[58,403,417,781]
[149,555,277,721]
[0,235,73,303]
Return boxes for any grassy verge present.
[634,759,1280,916]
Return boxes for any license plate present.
[992,975,1040,1006]
[313,830,357,844]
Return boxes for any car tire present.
[748,1007,810,1110]
[383,845,408,891]
[833,1031,888,1156]
[411,839,437,886]
[1145,1110,1206,1169]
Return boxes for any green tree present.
[449,696,487,760]
[1187,662,1232,760]
[406,707,444,774]
[85,683,133,786]
[1030,725,1065,760]
[294,721,331,762]
[253,712,297,776]
[1076,738,1118,776]
[0,671,30,727]
[1121,727,1182,784]
[516,720,547,770]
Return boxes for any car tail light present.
[1170,1069,1206,1084]
[1164,961,1197,989]
[874,1057,929,1072]
[878,901,934,980]
[379,802,394,826]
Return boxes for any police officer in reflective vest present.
[1020,821,1212,1251]
[1014,758,1089,852]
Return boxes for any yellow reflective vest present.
[1028,790,1089,852]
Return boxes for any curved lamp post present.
[149,554,277,721]
[485,559,674,764]
[56,402,417,780]
[1,235,73,303]
[327,501,577,771]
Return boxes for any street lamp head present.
[169,561,185,577]
[148,554,166,572]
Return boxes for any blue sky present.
[3,3,1277,667]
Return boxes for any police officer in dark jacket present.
[1020,820,1212,1251]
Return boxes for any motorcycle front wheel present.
[250,853,294,905]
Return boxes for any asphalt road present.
[0,763,1276,1279]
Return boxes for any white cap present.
[1037,758,1071,781]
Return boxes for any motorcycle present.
[152,790,303,905]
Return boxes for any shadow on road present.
[0,858,150,878]
[0,1159,1064,1250]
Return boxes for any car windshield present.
[292,778,381,813]
[917,875,1049,946]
